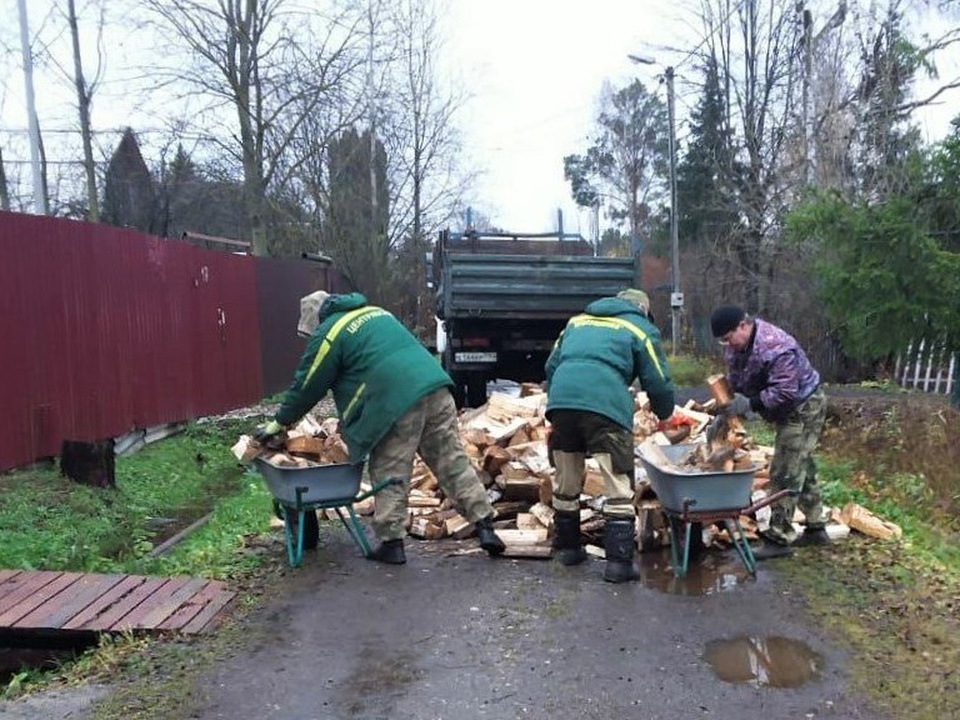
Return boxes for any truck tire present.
[466,375,487,408]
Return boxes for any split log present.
[444,514,474,538]
[528,502,555,530]
[501,545,552,559]
[839,502,902,540]
[482,445,512,475]
[515,513,543,530]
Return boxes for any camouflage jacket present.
[723,318,821,423]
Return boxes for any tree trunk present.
[67,0,100,222]
[60,440,116,488]
[0,146,9,210]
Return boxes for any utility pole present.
[800,3,813,186]
[17,0,48,215]
[665,66,682,355]
[629,53,682,353]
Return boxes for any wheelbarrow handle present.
[742,488,797,514]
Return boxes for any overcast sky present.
[1,0,957,235]
[439,0,685,233]
[439,0,959,234]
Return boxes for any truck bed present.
[441,253,637,319]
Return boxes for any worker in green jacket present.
[544,289,676,582]
[255,291,505,564]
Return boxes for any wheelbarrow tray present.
[254,456,364,507]
[637,442,760,513]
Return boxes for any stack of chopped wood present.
[401,386,725,556]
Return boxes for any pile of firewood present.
[231,415,348,468]
[234,386,903,555]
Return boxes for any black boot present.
[552,510,587,566]
[475,516,506,556]
[603,517,639,583]
[793,526,830,547]
[368,538,406,564]
[752,537,794,561]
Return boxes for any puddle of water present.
[638,547,751,596]
[704,635,824,688]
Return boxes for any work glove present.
[253,420,287,450]
[721,393,753,417]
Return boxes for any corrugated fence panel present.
[254,257,353,396]
[0,211,262,472]
[256,258,331,397]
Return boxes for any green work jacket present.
[544,297,675,429]
[275,293,451,462]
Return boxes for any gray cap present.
[616,288,651,315]
[298,291,329,337]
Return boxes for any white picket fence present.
[895,339,956,395]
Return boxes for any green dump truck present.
[433,229,640,407]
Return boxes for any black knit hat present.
[711,305,746,337]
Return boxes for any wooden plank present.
[181,590,236,635]
[0,572,66,622]
[18,574,126,630]
[62,575,148,630]
[129,578,210,630]
[109,578,193,632]
[0,570,24,601]
[2,573,85,627]
[80,577,168,631]
[157,581,227,631]
[0,569,22,585]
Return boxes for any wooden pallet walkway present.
[0,570,235,637]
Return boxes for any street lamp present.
[629,55,682,355]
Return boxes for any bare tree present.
[141,0,368,256]
[379,0,470,329]
[66,0,102,221]
[694,0,802,311]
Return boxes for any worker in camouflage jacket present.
[255,291,505,565]
[544,289,676,583]
[710,305,828,560]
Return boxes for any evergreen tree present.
[676,58,739,250]
[325,128,391,304]
[102,128,156,233]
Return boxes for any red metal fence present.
[0,211,339,473]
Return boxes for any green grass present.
[0,418,272,576]
[668,352,722,387]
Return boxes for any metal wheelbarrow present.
[254,457,399,568]
[637,442,791,577]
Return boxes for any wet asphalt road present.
[190,530,884,720]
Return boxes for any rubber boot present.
[552,510,587,566]
[793,526,830,547]
[603,517,639,583]
[752,537,794,561]
[475,516,506,556]
[368,538,406,565]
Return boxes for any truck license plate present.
[455,351,497,363]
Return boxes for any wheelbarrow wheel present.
[273,501,320,550]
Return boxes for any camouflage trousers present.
[765,387,828,545]
[547,409,636,519]
[368,388,494,541]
